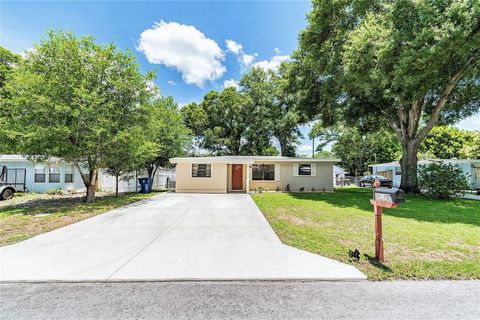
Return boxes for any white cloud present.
[455,113,480,131]
[223,79,240,90]
[225,39,242,54]
[253,55,290,71]
[138,21,226,87]
[274,47,281,54]
[167,80,177,86]
[225,39,257,71]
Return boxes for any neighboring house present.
[0,155,84,193]
[0,155,176,193]
[169,156,338,193]
[370,159,480,190]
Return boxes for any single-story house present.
[169,156,339,193]
[370,159,480,190]
[0,155,175,193]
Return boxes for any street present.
[1,280,479,319]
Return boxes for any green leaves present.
[418,161,470,199]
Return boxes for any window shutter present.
[275,164,280,181]
[311,163,317,176]
[293,164,299,177]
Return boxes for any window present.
[34,164,46,183]
[49,164,61,183]
[65,165,74,183]
[192,164,211,178]
[252,164,275,181]
[298,164,312,176]
[395,167,402,176]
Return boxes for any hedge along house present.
[369,159,480,190]
[169,156,339,193]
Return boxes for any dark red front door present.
[232,164,243,190]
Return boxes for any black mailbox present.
[373,188,405,205]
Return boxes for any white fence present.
[98,168,176,193]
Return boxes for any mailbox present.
[373,188,405,205]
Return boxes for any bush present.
[418,161,469,199]
[46,188,64,195]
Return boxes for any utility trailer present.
[0,165,27,200]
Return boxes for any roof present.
[0,154,65,163]
[369,159,480,167]
[170,156,340,165]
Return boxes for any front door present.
[232,164,243,191]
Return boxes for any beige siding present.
[249,161,334,192]
[174,160,334,193]
[175,162,227,193]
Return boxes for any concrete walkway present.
[0,193,365,281]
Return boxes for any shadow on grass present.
[0,191,163,217]
[287,188,480,227]
[364,254,394,273]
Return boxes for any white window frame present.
[65,164,74,183]
[251,164,277,181]
[48,163,61,183]
[34,164,47,183]
[190,163,213,179]
[293,163,317,177]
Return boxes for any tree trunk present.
[399,138,420,194]
[85,168,97,203]
[115,173,119,197]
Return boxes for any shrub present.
[418,161,469,199]
[46,188,63,195]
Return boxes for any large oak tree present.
[291,0,480,193]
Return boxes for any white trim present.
[190,163,213,179]
[275,164,280,181]
[251,163,276,182]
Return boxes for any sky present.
[1,0,478,156]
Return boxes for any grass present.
[0,191,163,246]
[252,188,480,280]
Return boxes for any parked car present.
[359,174,393,188]
[0,165,15,200]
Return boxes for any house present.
[169,156,338,193]
[0,155,85,193]
[0,155,175,193]
[370,159,480,190]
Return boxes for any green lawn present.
[0,191,162,246]
[252,188,480,280]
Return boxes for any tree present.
[309,122,338,155]
[103,128,157,196]
[332,128,401,176]
[292,0,480,193]
[143,97,191,181]
[239,65,302,156]
[182,87,277,155]
[462,130,480,159]
[0,47,21,153]
[2,31,153,202]
[419,126,470,159]
[0,46,20,89]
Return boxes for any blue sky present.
[1,1,478,155]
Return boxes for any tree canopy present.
[419,126,473,159]
[183,65,303,156]
[142,96,191,179]
[1,31,154,202]
[291,0,480,193]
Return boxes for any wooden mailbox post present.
[370,180,405,262]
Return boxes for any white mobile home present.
[370,159,480,190]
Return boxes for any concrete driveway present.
[0,193,366,281]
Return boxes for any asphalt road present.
[1,281,479,320]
